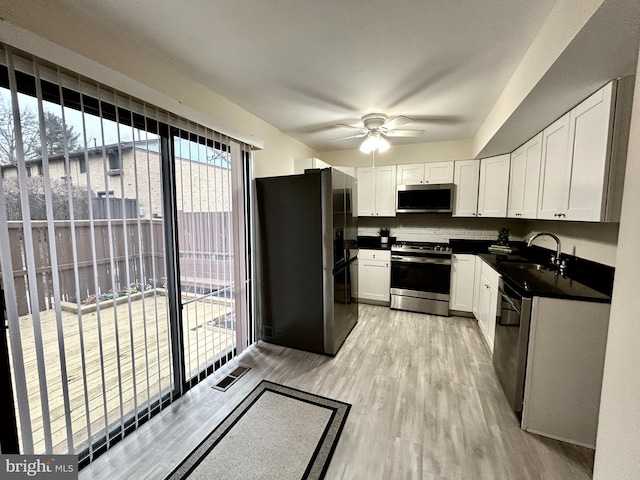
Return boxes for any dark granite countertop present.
[478,253,611,303]
[356,236,395,250]
[355,237,613,302]
[450,238,613,303]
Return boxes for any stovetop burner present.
[392,241,452,254]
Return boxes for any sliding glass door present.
[172,128,237,384]
[0,44,254,463]
[0,51,175,458]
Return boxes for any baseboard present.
[357,299,390,307]
[523,427,596,450]
[449,309,474,318]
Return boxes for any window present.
[0,43,254,465]
[107,149,120,171]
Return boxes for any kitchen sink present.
[500,262,552,272]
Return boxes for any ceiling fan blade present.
[383,128,425,137]
[330,133,368,142]
[334,123,367,131]
[381,115,412,130]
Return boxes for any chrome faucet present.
[527,232,564,269]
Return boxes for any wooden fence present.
[92,197,140,219]
[177,212,234,294]
[1,212,234,316]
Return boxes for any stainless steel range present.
[390,241,452,316]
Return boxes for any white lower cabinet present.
[522,297,610,448]
[472,255,482,318]
[475,258,500,352]
[450,254,476,312]
[357,249,391,305]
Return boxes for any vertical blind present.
[0,43,253,463]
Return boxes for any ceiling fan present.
[333,113,425,153]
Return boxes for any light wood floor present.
[78,304,595,480]
[10,293,234,455]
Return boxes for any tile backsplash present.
[358,215,619,266]
[358,215,528,244]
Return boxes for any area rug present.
[166,380,351,480]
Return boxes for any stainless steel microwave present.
[396,183,454,213]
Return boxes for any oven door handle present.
[391,255,451,265]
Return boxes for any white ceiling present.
[55,0,639,155]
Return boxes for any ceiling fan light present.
[377,136,390,153]
[359,135,377,153]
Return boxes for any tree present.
[2,176,90,221]
[0,98,40,165]
[0,98,81,165]
[40,111,81,156]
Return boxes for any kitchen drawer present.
[358,249,391,261]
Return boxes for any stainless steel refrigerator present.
[256,168,358,355]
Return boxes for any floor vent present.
[212,366,251,392]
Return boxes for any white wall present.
[593,49,640,480]
[319,138,476,168]
[521,221,619,266]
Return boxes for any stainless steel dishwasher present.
[492,278,532,419]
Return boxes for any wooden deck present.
[8,291,235,455]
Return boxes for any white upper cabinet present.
[453,160,480,217]
[357,165,397,217]
[537,113,573,219]
[508,133,542,219]
[375,166,397,216]
[425,162,454,183]
[397,161,454,185]
[357,167,376,216]
[538,80,624,222]
[477,154,510,218]
[397,163,424,184]
[565,82,615,221]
